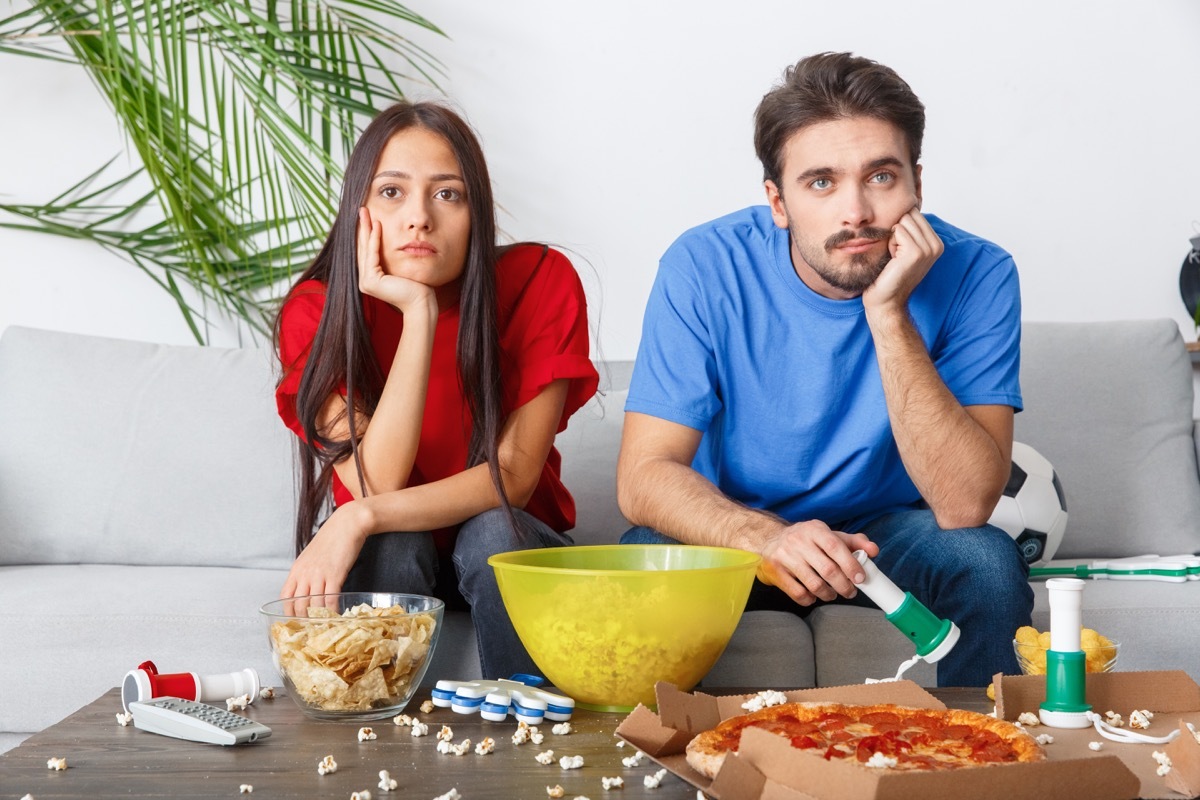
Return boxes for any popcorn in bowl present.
[1012,625,1119,675]
[260,592,444,721]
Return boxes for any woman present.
[274,101,599,679]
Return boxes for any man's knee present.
[618,526,681,545]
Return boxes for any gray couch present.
[3,319,1199,754]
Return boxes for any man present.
[616,52,1031,687]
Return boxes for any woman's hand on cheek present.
[279,503,371,599]
[356,207,437,315]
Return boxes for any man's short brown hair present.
[754,52,926,186]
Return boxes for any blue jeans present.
[342,507,573,680]
[621,509,1032,687]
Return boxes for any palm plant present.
[0,1,443,343]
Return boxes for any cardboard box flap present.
[996,671,1200,721]
[733,725,1140,800]
[657,681,723,735]
[614,704,694,758]
[1165,722,1200,798]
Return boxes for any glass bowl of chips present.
[1012,625,1119,675]
[489,545,760,712]
[260,592,443,721]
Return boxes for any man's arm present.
[616,411,877,605]
[863,209,1013,528]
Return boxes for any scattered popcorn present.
[531,730,545,745]
[1089,741,1104,751]
[411,722,430,738]
[741,689,789,713]
[615,740,626,748]
[394,714,416,727]
[431,790,461,800]
[437,725,454,742]
[513,721,532,745]
[259,687,275,700]
[240,786,253,794]
[20,795,34,800]
[437,738,472,756]
[378,770,398,792]
[644,768,668,789]
[46,757,67,771]
[552,722,573,735]
[1017,712,1041,726]
[1130,710,1154,730]
[560,754,585,770]
[116,711,133,727]
[864,751,898,769]
[475,737,495,755]
[547,786,565,799]
[601,776,625,790]
[621,750,646,768]
[420,700,435,714]
[351,792,373,800]
[535,749,556,765]
[1013,722,1022,729]
[1153,750,1173,777]
[1105,711,1125,728]
[226,694,251,711]
[358,727,378,742]
[318,754,338,775]
[1035,734,1055,745]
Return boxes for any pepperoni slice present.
[941,725,973,740]
[860,712,902,725]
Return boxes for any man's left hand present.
[863,207,944,313]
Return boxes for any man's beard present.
[791,221,894,295]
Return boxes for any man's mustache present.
[824,227,893,252]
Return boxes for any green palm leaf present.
[0,0,444,343]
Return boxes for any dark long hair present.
[274,101,512,555]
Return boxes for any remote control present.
[129,697,272,745]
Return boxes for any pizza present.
[685,702,1044,778]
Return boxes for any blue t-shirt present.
[626,206,1022,531]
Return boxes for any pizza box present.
[614,679,1147,800]
[995,669,1200,799]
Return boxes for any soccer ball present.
[987,442,1068,566]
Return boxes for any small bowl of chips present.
[1013,625,1119,675]
[260,592,443,721]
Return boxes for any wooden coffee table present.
[1,687,989,798]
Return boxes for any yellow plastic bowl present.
[489,545,760,711]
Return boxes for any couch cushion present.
[0,564,286,735]
[0,327,295,569]
[1018,320,1200,558]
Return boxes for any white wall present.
[3,0,1200,364]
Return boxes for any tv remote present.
[129,697,272,745]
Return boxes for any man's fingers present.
[769,568,820,607]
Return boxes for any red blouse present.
[276,244,599,548]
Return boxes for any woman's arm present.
[280,379,570,598]
[319,208,439,499]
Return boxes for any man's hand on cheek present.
[863,206,944,313]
